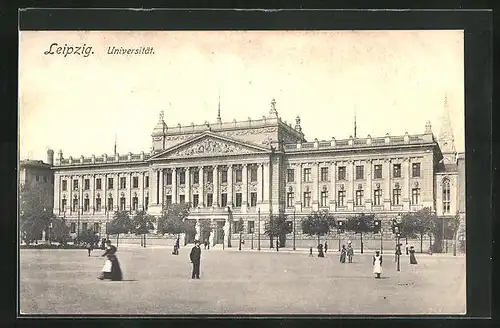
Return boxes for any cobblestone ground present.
[19,247,466,315]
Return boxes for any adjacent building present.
[48,98,465,246]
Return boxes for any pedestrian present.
[309,247,313,257]
[324,241,328,253]
[347,242,354,263]
[172,237,180,255]
[409,246,418,264]
[373,250,383,279]
[317,243,324,258]
[405,242,409,255]
[98,240,123,281]
[395,244,402,262]
[190,240,202,279]
[340,245,346,263]
[87,243,92,257]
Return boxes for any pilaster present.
[213,165,219,207]
[199,166,204,207]
[329,162,336,212]
[242,163,248,210]
[172,168,177,204]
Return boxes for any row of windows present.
[34,175,51,183]
[286,163,421,183]
[285,188,421,207]
[164,192,259,208]
[69,222,101,234]
[165,167,259,185]
[62,176,150,192]
[61,196,150,212]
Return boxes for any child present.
[309,247,313,257]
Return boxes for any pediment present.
[149,132,270,160]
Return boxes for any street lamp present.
[293,208,296,251]
[257,208,261,251]
[227,206,232,248]
[77,203,81,244]
[49,221,53,245]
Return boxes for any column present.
[404,158,411,209]
[128,172,133,211]
[185,167,191,204]
[295,163,302,209]
[160,169,164,206]
[103,174,108,213]
[312,162,319,210]
[115,173,120,211]
[366,160,372,210]
[228,164,233,207]
[172,167,177,204]
[347,161,354,210]
[139,172,144,210]
[384,159,391,210]
[213,165,219,207]
[53,174,60,214]
[68,175,73,213]
[150,168,158,205]
[80,175,85,214]
[199,166,204,207]
[330,162,336,211]
[90,174,95,214]
[242,163,248,208]
[263,162,270,203]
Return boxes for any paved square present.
[20,247,466,315]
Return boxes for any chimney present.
[46,149,54,166]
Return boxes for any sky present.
[19,30,464,161]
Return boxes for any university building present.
[48,98,465,246]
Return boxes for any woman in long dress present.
[409,246,418,264]
[340,245,346,263]
[347,243,354,263]
[317,244,325,257]
[373,250,382,279]
[99,240,123,281]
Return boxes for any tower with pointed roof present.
[438,95,457,164]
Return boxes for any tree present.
[19,183,54,245]
[107,210,133,247]
[131,210,156,247]
[199,219,212,244]
[48,217,71,245]
[78,228,99,246]
[400,208,435,253]
[301,210,336,246]
[345,213,375,254]
[156,203,192,245]
[264,214,292,249]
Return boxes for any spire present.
[216,94,222,124]
[114,133,117,155]
[438,94,457,163]
[354,109,357,139]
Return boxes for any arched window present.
[442,178,451,214]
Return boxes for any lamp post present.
[258,208,261,251]
[106,209,109,239]
[380,227,383,254]
[251,225,254,249]
[43,208,47,243]
[293,209,296,251]
[77,202,81,244]
[49,221,52,245]
[227,206,232,248]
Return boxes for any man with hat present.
[190,240,202,279]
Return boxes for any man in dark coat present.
[190,240,202,279]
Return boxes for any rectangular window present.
[36,175,39,182]
[82,222,88,231]
[221,170,228,183]
[166,195,172,206]
[93,222,99,233]
[120,197,126,211]
[337,190,346,207]
[411,188,420,205]
[303,192,311,207]
[192,194,199,207]
[132,176,139,188]
[145,196,149,210]
[355,165,364,180]
[338,166,346,181]
[247,221,255,234]
[96,198,101,211]
[287,192,294,207]
[84,198,90,212]
[235,168,242,183]
[84,179,90,190]
[320,191,328,207]
[72,198,78,212]
[62,180,67,191]
[321,167,329,182]
[303,168,311,182]
[221,193,227,207]
[70,222,76,233]
[250,192,257,207]
[43,176,47,183]
[179,195,185,204]
[132,197,138,210]
[120,177,126,189]
[73,179,79,190]
[193,170,199,184]
[61,198,67,212]
[206,170,213,184]
[393,164,401,178]
[412,163,421,178]
[107,197,113,211]
[287,169,295,183]
[179,171,186,185]
[206,193,213,207]
[373,189,382,206]
[145,176,149,188]
[107,178,114,189]
[166,172,172,185]
[96,178,102,190]
[355,190,364,206]
[250,167,257,182]
[393,188,401,205]
[374,165,383,179]
[235,193,242,207]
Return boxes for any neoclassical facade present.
[50,98,465,245]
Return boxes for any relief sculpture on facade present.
[172,138,253,158]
